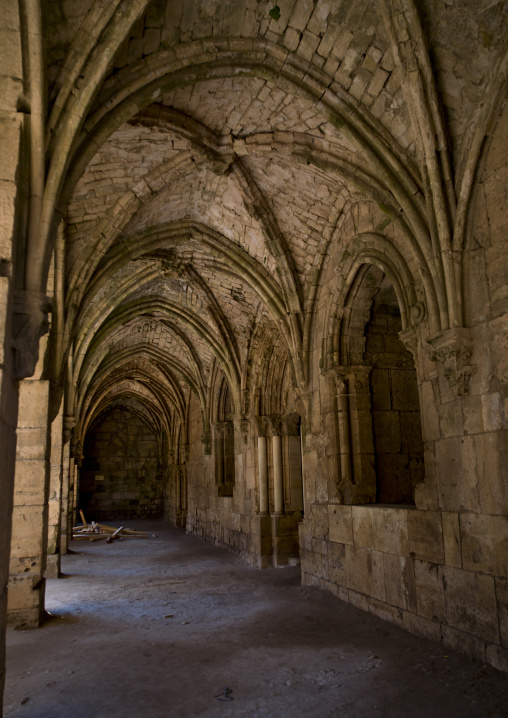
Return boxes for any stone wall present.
[79,408,164,521]
[300,503,507,670]
[296,103,508,670]
[184,394,257,562]
[183,393,305,568]
[299,319,508,670]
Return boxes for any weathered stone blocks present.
[474,430,508,515]
[414,560,445,622]
[328,504,353,544]
[6,575,45,629]
[460,513,508,578]
[442,511,461,568]
[435,437,481,512]
[351,506,374,547]
[443,566,499,643]
[402,611,441,642]
[407,510,444,563]
[383,554,416,611]
[345,545,385,600]
[495,578,508,649]
[372,508,409,556]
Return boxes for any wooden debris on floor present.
[72,514,152,542]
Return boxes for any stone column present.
[175,463,182,526]
[300,430,306,514]
[71,460,78,530]
[281,413,302,512]
[326,366,375,504]
[65,450,79,543]
[257,435,269,514]
[254,421,272,567]
[46,405,64,577]
[8,346,51,629]
[335,376,353,485]
[65,457,76,545]
[0,0,23,700]
[59,441,71,555]
[213,423,225,487]
[348,367,375,492]
[59,415,74,554]
[272,434,284,515]
[270,415,302,567]
[214,422,234,496]
[180,443,189,522]
[181,464,188,514]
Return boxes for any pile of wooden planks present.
[72,511,151,542]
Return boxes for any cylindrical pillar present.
[257,436,268,514]
[272,434,283,514]
[337,382,353,484]
[8,375,51,628]
[175,466,181,510]
[181,465,187,513]
[60,442,71,555]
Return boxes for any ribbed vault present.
[40,0,504,479]
[2,0,508,680]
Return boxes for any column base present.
[254,514,272,567]
[271,513,301,567]
[7,574,46,629]
[45,553,61,579]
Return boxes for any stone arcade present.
[0,0,507,707]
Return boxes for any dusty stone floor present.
[4,521,507,718]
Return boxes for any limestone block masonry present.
[0,4,507,710]
[8,369,51,629]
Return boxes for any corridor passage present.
[4,522,507,718]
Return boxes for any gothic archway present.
[327,264,424,505]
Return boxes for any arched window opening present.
[365,274,424,504]
[214,380,235,497]
[332,265,425,505]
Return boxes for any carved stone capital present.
[350,366,372,393]
[322,365,348,395]
[254,413,301,437]
[214,421,234,438]
[201,432,212,455]
[398,327,418,361]
[281,412,300,436]
[267,415,283,436]
[254,416,265,437]
[323,365,371,394]
[234,419,250,447]
[427,328,476,396]
[63,415,75,444]
[11,291,52,379]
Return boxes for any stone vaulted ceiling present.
[39,0,508,444]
